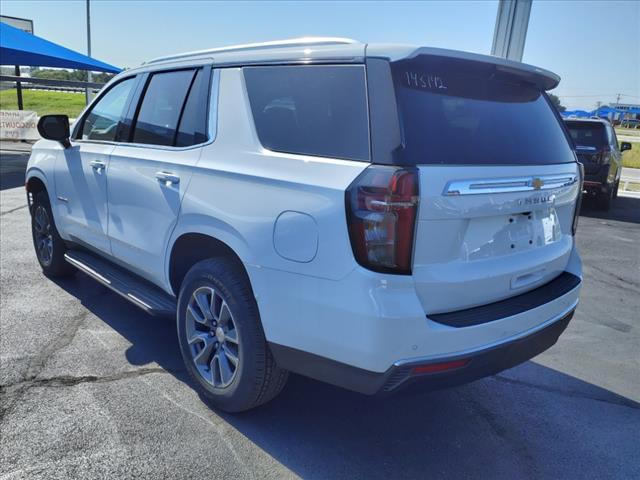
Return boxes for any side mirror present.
[620,142,632,152]
[37,115,71,148]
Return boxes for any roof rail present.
[145,37,360,65]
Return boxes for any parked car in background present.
[27,38,583,412]
[564,118,632,210]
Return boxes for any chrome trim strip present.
[444,173,578,196]
[127,293,152,310]
[393,297,579,368]
[64,253,153,312]
[145,37,359,64]
[64,253,111,285]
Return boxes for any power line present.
[557,93,640,98]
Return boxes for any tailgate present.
[412,163,580,314]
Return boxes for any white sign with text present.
[0,110,40,140]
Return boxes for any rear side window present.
[244,65,370,161]
[391,56,575,165]
[565,121,606,149]
[132,68,207,147]
[80,77,135,141]
[175,69,209,147]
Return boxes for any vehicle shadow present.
[52,274,640,479]
[579,194,640,224]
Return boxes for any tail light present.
[345,165,419,274]
[572,162,584,235]
[591,147,610,165]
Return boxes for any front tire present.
[177,258,288,412]
[30,191,76,277]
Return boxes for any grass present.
[615,128,640,137]
[0,88,86,117]
[623,181,640,192]
[621,145,640,169]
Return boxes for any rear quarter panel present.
[168,67,368,287]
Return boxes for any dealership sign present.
[0,110,40,140]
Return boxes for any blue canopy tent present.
[561,110,592,118]
[0,22,120,72]
[0,21,121,111]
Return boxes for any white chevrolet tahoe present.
[26,38,583,412]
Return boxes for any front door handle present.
[90,160,106,171]
[155,171,180,185]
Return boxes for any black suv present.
[564,118,632,210]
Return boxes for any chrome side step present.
[64,250,176,316]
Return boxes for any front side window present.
[132,69,204,147]
[80,77,135,141]
[244,65,370,161]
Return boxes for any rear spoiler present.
[366,45,560,91]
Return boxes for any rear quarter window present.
[391,56,575,165]
[243,65,370,161]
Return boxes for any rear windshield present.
[565,121,606,149]
[390,56,575,165]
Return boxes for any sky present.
[2,0,638,110]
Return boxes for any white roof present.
[125,37,560,90]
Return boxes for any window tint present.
[244,65,369,161]
[132,69,196,146]
[175,69,209,147]
[81,77,135,141]
[391,57,575,165]
[565,121,606,149]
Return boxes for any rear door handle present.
[155,171,180,185]
[90,160,106,171]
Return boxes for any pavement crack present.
[0,204,28,216]
[1,366,169,390]
[587,264,640,292]
[0,367,170,392]
[493,375,640,410]
[0,309,90,422]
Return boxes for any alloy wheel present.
[33,205,53,267]
[185,286,240,388]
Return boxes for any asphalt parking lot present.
[1,149,639,479]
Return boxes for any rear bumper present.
[250,246,582,381]
[270,305,575,395]
[583,167,611,193]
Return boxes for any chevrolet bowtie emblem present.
[531,178,544,190]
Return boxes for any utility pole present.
[14,65,23,110]
[85,0,92,105]
[491,0,532,62]
[615,93,621,106]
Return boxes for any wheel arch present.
[25,169,50,213]
[167,230,252,297]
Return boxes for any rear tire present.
[177,257,288,412]
[30,191,76,277]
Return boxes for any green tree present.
[548,93,566,112]
[30,68,115,84]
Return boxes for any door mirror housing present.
[620,142,632,152]
[37,115,71,148]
